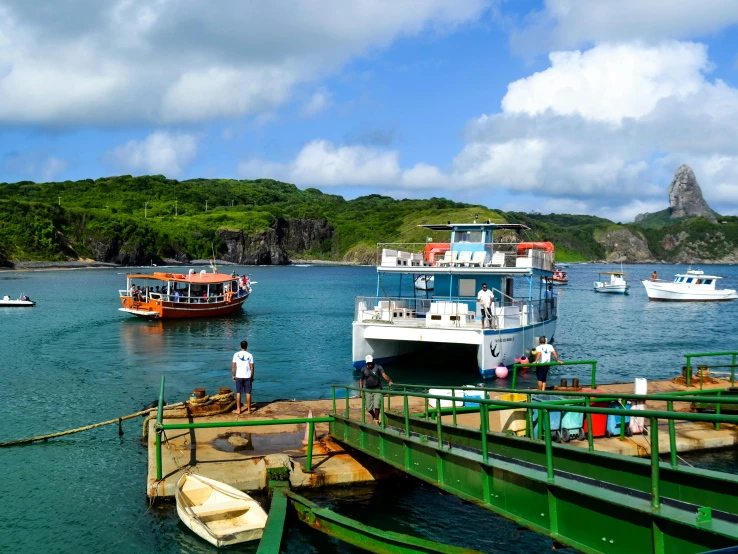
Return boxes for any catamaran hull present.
[642,281,737,302]
[352,318,557,378]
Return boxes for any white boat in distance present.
[414,275,434,290]
[594,272,629,294]
[176,473,268,547]
[642,270,737,302]
[0,294,35,307]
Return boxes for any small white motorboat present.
[594,272,629,294]
[0,294,36,307]
[175,473,268,547]
[414,275,434,291]
[642,270,738,302]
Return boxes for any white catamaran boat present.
[353,223,558,378]
[593,272,629,294]
[642,270,738,302]
[414,275,434,290]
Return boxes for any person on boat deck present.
[155,286,160,294]
[173,290,180,302]
[359,355,394,424]
[477,283,494,329]
[533,336,563,391]
[543,285,554,320]
[651,271,658,282]
[232,340,255,415]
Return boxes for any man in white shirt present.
[533,335,563,390]
[477,283,494,329]
[232,340,255,415]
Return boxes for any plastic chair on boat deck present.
[469,251,486,267]
[487,251,506,267]
[455,251,472,266]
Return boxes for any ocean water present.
[0,263,736,553]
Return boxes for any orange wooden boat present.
[119,269,250,319]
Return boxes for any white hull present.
[352,318,557,378]
[0,300,35,307]
[642,280,738,302]
[176,473,267,547]
[594,283,628,294]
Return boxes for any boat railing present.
[120,290,247,304]
[355,295,557,329]
[377,242,554,271]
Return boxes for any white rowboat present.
[175,473,268,547]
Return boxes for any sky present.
[2,1,738,222]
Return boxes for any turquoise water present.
[0,263,737,553]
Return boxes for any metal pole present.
[361,389,366,424]
[650,417,660,509]
[715,391,721,431]
[306,422,314,471]
[526,393,532,438]
[620,399,626,440]
[331,386,336,415]
[544,409,554,482]
[732,353,737,387]
[512,363,518,389]
[480,403,488,461]
[667,401,677,469]
[345,388,350,418]
[585,397,594,452]
[686,356,692,387]
[452,389,457,426]
[404,395,410,437]
[155,375,165,481]
[591,361,597,388]
[437,409,443,450]
[380,393,385,431]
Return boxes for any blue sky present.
[2,0,738,221]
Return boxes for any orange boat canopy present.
[125,271,238,284]
[424,242,450,263]
[516,242,554,254]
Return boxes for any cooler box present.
[606,401,632,437]
[428,389,464,409]
[463,387,485,407]
[489,393,528,435]
[532,395,584,442]
[581,388,608,438]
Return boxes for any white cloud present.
[106,131,198,177]
[41,157,68,181]
[239,40,738,220]
[512,0,738,53]
[0,0,487,124]
[501,42,707,123]
[301,88,333,118]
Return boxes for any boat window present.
[686,278,693,284]
[454,230,483,243]
[703,279,713,285]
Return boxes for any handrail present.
[153,377,334,482]
[684,351,737,387]
[512,360,597,389]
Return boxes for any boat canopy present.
[125,271,237,284]
[517,241,554,254]
[598,271,628,276]
[418,223,529,231]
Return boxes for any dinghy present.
[175,473,268,547]
[0,294,35,307]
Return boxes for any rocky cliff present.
[594,227,655,262]
[218,218,333,265]
[667,164,717,222]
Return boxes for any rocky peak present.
[668,164,716,222]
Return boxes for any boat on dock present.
[353,223,558,378]
[0,294,35,307]
[642,269,737,302]
[118,269,250,318]
[593,271,629,294]
[176,473,267,547]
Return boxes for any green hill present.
[1,175,736,266]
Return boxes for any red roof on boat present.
[125,271,237,284]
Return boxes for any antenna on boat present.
[210,244,217,273]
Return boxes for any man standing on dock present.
[232,340,255,415]
[359,355,393,424]
[533,336,563,390]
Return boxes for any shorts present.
[364,390,383,411]
[536,365,549,383]
[236,377,253,394]
[480,307,492,319]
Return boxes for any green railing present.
[511,359,597,389]
[332,383,738,479]
[153,376,334,481]
[684,351,738,387]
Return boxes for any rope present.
[0,403,184,448]
[141,393,236,437]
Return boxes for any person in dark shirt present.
[359,355,394,424]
